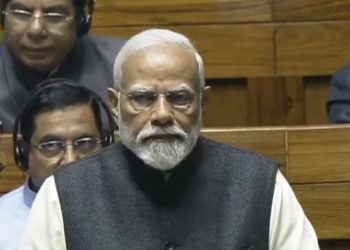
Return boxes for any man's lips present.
[143,134,182,142]
[22,47,52,57]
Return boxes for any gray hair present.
[113,28,205,90]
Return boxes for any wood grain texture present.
[293,183,350,239]
[274,0,350,21]
[203,79,248,127]
[275,22,350,76]
[288,126,350,183]
[320,240,350,250]
[0,135,25,194]
[92,23,274,78]
[92,0,272,27]
[202,128,287,175]
[304,76,330,125]
[247,77,304,125]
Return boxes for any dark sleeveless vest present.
[55,138,278,250]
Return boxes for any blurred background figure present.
[0,0,124,132]
[327,64,350,123]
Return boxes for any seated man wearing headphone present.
[0,0,124,132]
[0,79,115,249]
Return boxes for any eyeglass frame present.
[1,8,74,28]
[31,136,101,159]
[118,86,198,112]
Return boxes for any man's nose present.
[150,95,174,126]
[60,145,78,165]
[27,16,48,39]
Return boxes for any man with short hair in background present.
[0,79,113,249]
[0,0,124,132]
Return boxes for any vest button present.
[164,242,178,250]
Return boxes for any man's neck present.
[28,177,40,193]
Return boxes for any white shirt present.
[0,182,36,250]
[19,171,319,250]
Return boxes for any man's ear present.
[201,85,211,112]
[107,88,119,119]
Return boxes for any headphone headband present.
[13,78,115,170]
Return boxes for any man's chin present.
[138,154,180,171]
[135,141,187,171]
[21,58,57,72]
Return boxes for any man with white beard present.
[20,29,319,250]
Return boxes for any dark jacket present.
[55,138,278,250]
[0,35,124,132]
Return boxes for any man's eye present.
[130,93,156,105]
[39,142,63,151]
[75,138,100,154]
[168,92,192,105]
[11,9,31,18]
[12,9,30,14]
[43,12,67,23]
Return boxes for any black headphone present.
[0,0,94,37]
[12,78,115,170]
[75,0,94,37]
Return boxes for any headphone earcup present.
[0,5,6,27]
[0,13,5,28]
[101,127,114,147]
[76,12,87,37]
[103,134,114,147]
[75,0,94,37]
[15,140,29,170]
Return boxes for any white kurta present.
[0,181,36,250]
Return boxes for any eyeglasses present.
[121,89,195,111]
[32,137,101,158]
[2,9,73,27]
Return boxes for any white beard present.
[118,113,201,171]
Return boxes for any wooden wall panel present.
[202,128,287,175]
[293,183,350,239]
[320,240,350,250]
[288,126,350,183]
[274,0,350,21]
[203,79,247,127]
[92,0,272,27]
[304,76,330,125]
[93,24,274,78]
[275,22,350,76]
[247,77,304,125]
[0,135,25,194]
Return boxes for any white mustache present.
[136,126,187,143]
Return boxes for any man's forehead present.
[128,44,194,62]
[127,83,194,92]
[32,104,98,140]
[35,104,94,123]
[9,0,73,8]
[121,44,198,90]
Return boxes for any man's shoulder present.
[84,35,125,52]
[0,185,27,249]
[0,185,24,203]
[328,64,350,103]
[332,64,350,84]
[0,185,25,210]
